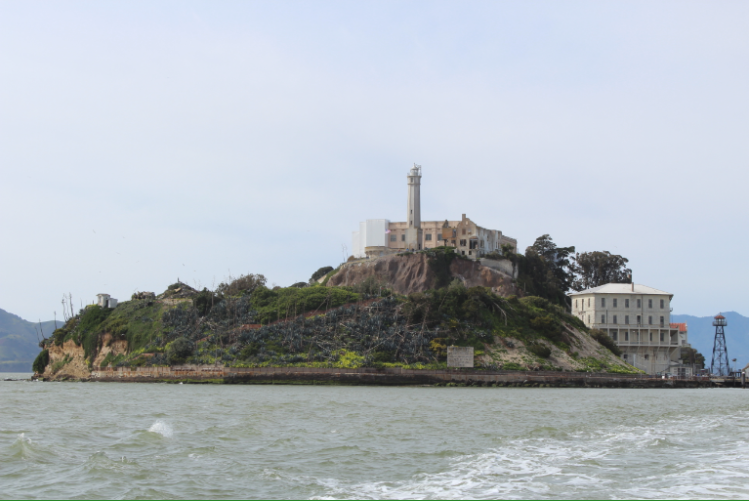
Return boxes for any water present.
[2,373,749,499]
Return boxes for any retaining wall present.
[87,365,716,388]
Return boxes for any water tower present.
[710,313,730,376]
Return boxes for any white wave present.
[310,413,749,500]
[148,420,173,438]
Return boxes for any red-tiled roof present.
[670,322,687,333]
[715,314,725,320]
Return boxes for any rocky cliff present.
[326,252,518,296]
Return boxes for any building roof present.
[670,322,687,333]
[567,283,673,297]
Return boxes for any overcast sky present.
[1,1,748,322]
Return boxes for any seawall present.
[70,366,727,388]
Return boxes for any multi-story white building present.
[568,283,686,374]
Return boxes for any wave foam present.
[148,420,173,438]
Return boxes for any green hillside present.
[36,280,636,375]
[0,308,56,372]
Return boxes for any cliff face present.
[326,253,518,296]
[40,333,127,380]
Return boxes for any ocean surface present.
[2,374,749,500]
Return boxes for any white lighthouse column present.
[405,164,423,251]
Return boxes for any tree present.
[167,338,195,365]
[515,235,575,306]
[570,251,632,291]
[681,347,705,369]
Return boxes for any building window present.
[601,315,605,324]
[644,354,649,360]
[613,315,618,324]
[612,332,618,341]
[401,234,405,241]
[601,298,606,307]
[575,299,578,308]
[459,239,467,246]
[624,332,629,341]
[648,316,653,325]
[649,332,653,341]
[637,299,641,308]
[390,235,396,242]
[660,299,665,309]
[625,299,630,308]
[588,315,590,324]
[637,315,641,324]
[613,299,618,308]
[660,332,665,342]
[625,315,629,324]
[588,298,590,307]
[462,228,466,235]
[623,353,628,359]
[648,299,653,308]
[425,234,432,241]
[660,316,664,327]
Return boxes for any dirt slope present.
[327,253,518,295]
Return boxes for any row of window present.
[576,298,666,309]
[612,331,667,342]
[622,354,662,361]
[588,315,665,326]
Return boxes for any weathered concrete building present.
[96,293,118,309]
[567,283,691,374]
[352,165,517,259]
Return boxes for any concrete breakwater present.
[67,365,730,388]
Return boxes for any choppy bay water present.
[2,374,749,499]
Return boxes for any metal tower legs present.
[711,326,730,376]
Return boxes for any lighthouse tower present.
[404,164,423,251]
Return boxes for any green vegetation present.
[508,234,633,307]
[166,338,194,365]
[250,285,360,324]
[425,246,459,288]
[50,354,71,374]
[32,349,49,373]
[590,329,622,357]
[310,266,334,283]
[41,272,634,373]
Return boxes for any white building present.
[96,293,118,309]
[568,283,687,374]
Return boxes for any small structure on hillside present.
[447,346,474,368]
[96,293,118,308]
[132,291,156,300]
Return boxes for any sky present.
[1,1,748,322]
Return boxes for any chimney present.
[631,282,634,292]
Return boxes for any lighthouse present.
[404,164,423,251]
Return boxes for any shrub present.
[527,342,552,358]
[590,329,622,357]
[32,349,49,374]
[503,362,526,371]
[166,338,195,365]
[216,273,267,296]
[193,289,223,316]
[310,266,334,283]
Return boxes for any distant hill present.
[0,308,57,372]
[671,312,749,370]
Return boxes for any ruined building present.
[352,165,517,259]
